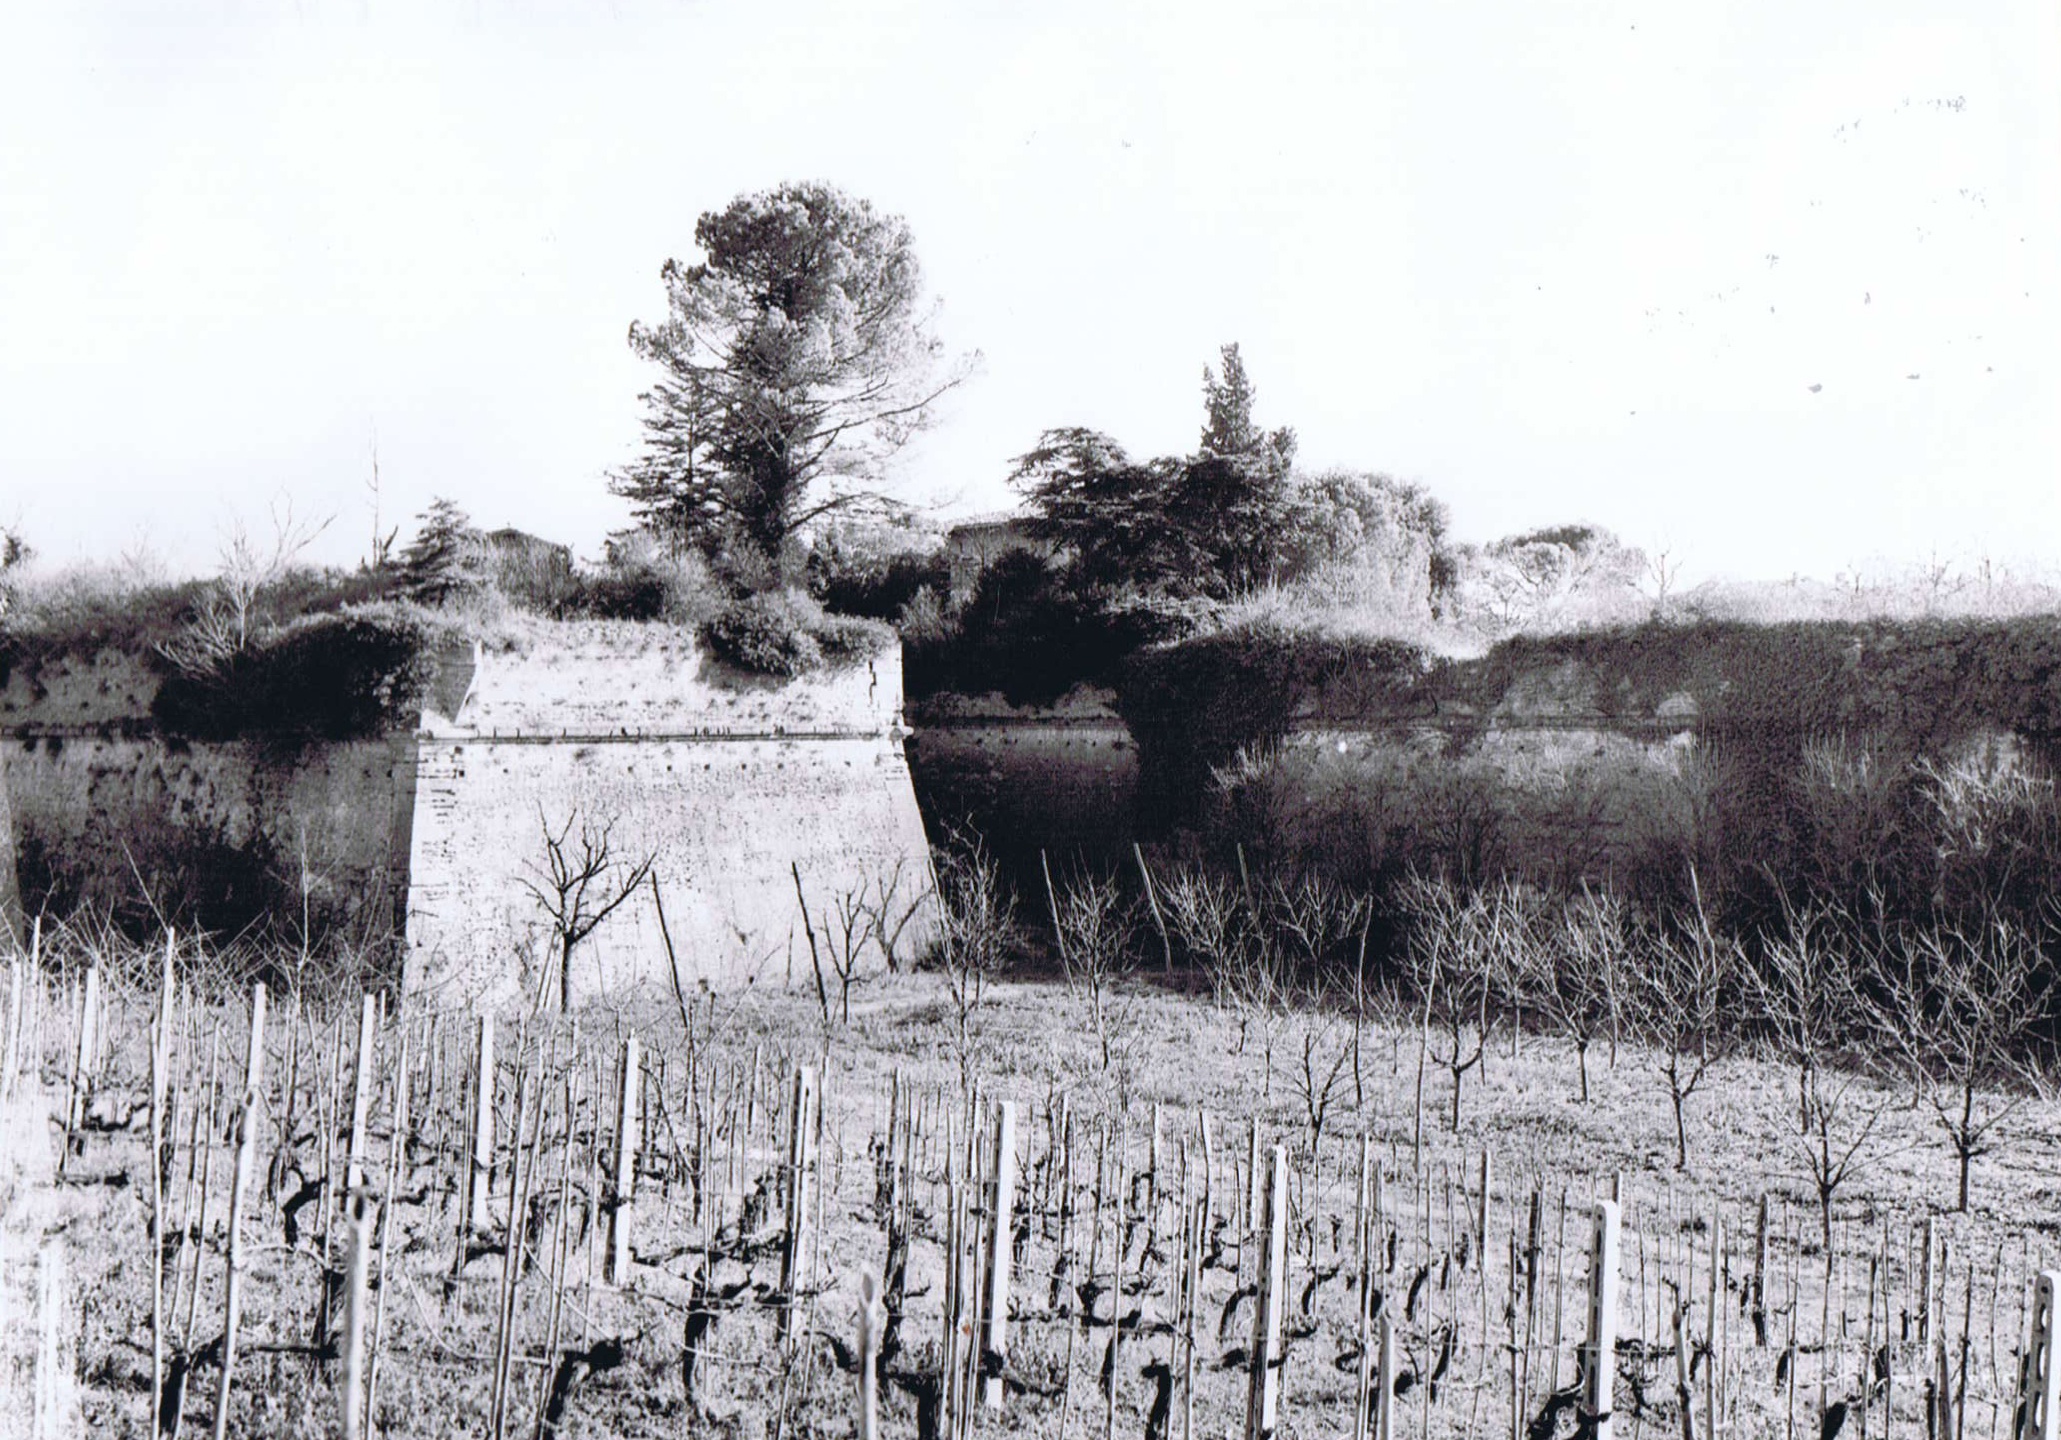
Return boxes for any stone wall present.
[401,633,936,1006]
[906,687,1137,864]
[0,749,17,942]
[0,649,161,732]
[906,690,1695,881]
[0,732,410,936]
[0,626,938,1005]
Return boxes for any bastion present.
[0,625,937,1005]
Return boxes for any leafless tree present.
[1160,865,1297,1094]
[1045,861,1138,1073]
[1158,868,1247,1015]
[519,808,656,1013]
[1746,898,1891,1262]
[365,431,398,574]
[1861,908,2056,1211]
[1625,875,1741,1170]
[859,859,933,973]
[1641,536,1683,614]
[930,830,1019,1097]
[1288,1007,1352,1161]
[1399,873,1521,1139]
[1529,885,1631,1102]
[796,872,872,1027]
[158,496,334,677]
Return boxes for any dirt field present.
[7,968,2061,1440]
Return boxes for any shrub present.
[572,539,728,626]
[704,591,824,676]
[805,528,952,621]
[906,552,1225,704]
[812,613,896,667]
[152,608,435,741]
[700,589,894,677]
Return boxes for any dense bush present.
[805,534,953,621]
[152,608,437,741]
[701,589,894,677]
[905,551,1224,704]
[563,538,727,626]
[1117,621,1435,834]
[0,564,393,684]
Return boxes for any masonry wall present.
[0,628,936,1005]
[906,686,1137,864]
[0,732,409,934]
[403,733,934,1005]
[401,634,937,1006]
[906,697,1690,878]
[0,749,18,942]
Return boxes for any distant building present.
[943,511,1058,583]
[479,527,574,602]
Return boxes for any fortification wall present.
[0,749,17,941]
[906,687,1136,862]
[0,649,162,731]
[0,732,407,931]
[0,627,936,1004]
[447,623,891,736]
[401,635,936,1006]
[907,693,1690,877]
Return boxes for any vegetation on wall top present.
[700,589,894,678]
[152,607,441,742]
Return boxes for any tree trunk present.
[1670,1078,1688,1171]
[1577,1042,1590,1104]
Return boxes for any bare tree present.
[1641,536,1683,614]
[365,431,398,575]
[158,496,334,677]
[1045,861,1138,1072]
[858,859,933,973]
[1529,885,1631,1102]
[518,808,656,1013]
[931,830,1019,1097]
[1862,908,2056,1211]
[1288,1006,1352,1161]
[1399,873,1518,1137]
[1746,899,1891,1262]
[795,871,872,1027]
[1625,876,1741,1170]
[1160,865,1296,1094]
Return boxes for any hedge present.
[152,609,436,741]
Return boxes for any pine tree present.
[398,497,484,605]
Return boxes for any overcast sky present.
[3,0,2055,585]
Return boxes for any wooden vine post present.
[1476,1146,1492,1254]
[605,1030,640,1285]
[1375,1312,1398,1440]
[210,982,266,1440]
[340,1191,374,1440]
[982,1098,1018,1411]
[345,991,376,1196]
[2015,1271,2060,1440]
[1588,1199,1621,1440]
[59,962,100,1178]
[467,1014,494,1231]
[859,1271,884,1440]
[775,1063,815,1342]
[1244,1143,1288,1440]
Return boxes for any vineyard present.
[3,930,2061,1440]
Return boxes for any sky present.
[2,0,2055,587]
